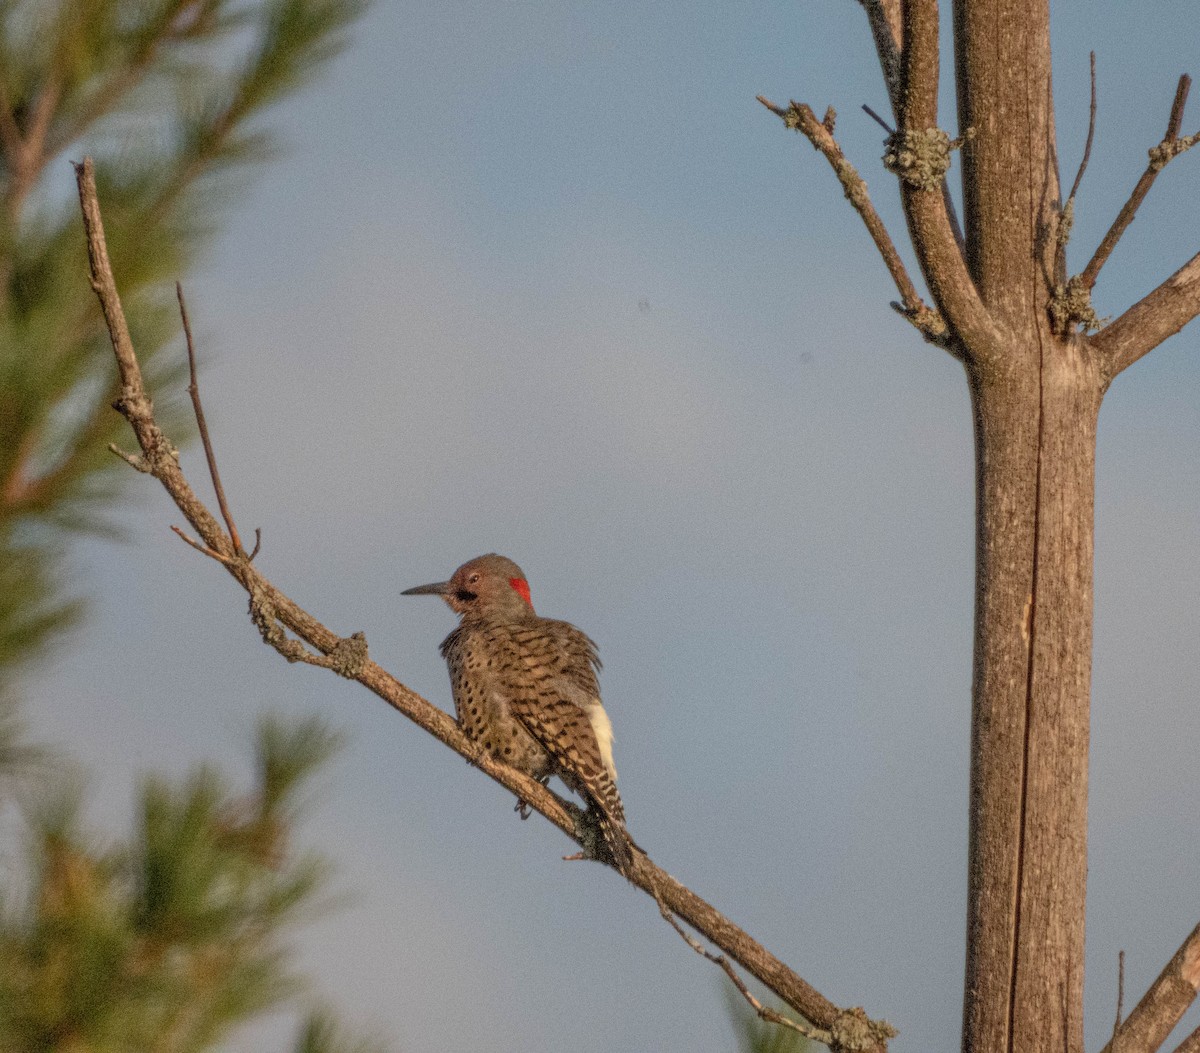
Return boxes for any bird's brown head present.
[402,553,535,619]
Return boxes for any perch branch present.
[75,156,891,1053]
[1081,75,1197,290]
[1097,922,1200,1053]
[757,94,949,347]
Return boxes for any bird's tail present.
[563,769,638,877]
[596,807,635,878]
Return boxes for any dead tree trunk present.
[965,356,1100,1053]
[763,0,1200,1050]
[957,4,1093,1052]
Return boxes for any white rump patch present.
[585,702,617,781]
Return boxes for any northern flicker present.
[403,554,633,875]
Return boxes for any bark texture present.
[955,3,1095,1052]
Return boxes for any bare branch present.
[1165,74,1193,142]
[757,94,949,347]
[76,156,892,1053]
[1090,250,1200,381]
[898,0,938,130]
[940,182,966,256]
[1171,1026,1200,1053]
[856,0,904,114]
[1081,75,1196,290]
[856,0,963,256]
[178,282,246,556]
[886,0,1008,364]
[1098,923,1200,1053]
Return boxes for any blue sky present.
[24,1,1200,1050]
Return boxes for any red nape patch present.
[509,578,533,609]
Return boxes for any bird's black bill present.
[401,581,449,596]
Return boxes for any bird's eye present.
[467,573,480,584]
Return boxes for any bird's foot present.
[569,808,606,864]
[514,798,532,820]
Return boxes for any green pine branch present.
[0,0,367,687]
[0,715,372,1053]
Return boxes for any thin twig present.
[1081,74,1196,289]
[1066,53,1098,207]
[757,93,949,347]
[171,524,233,565]
[862,103,894,134]
[1098,922,1200,1053]
[1113,949,1125,1050]
[1056,52,1098,284]
[651,884,826,1045]
[108,443,151,473]
[75,156,892,1053]
[1166,73,1192,142]
[177,282,245,556]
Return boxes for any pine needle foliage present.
[293,1007,387,1053]
[0,0,367,687]
[725,986,814,1053]
[0,5,379,1046]
[0,715,371,1053]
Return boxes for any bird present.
[403,553,633,875]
